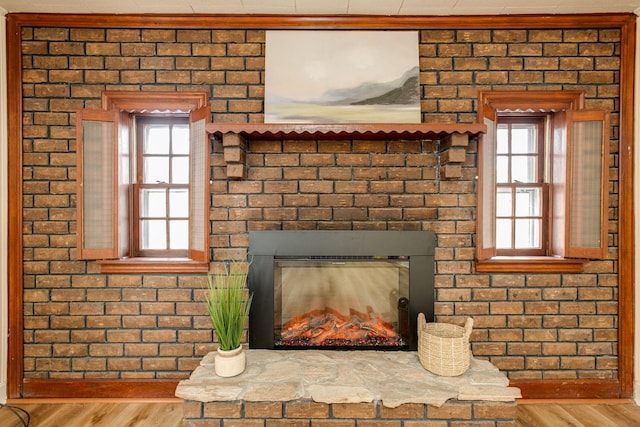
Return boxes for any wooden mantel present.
[206,122,486,140]
[207,122,487,179]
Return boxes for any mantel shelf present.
[206,122,486,141]
[207,122,487,179]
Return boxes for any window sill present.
[96,258,209,274]
[475,256,586,273]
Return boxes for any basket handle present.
[463,317,474,340]
[417,312,426,333]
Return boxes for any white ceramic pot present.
[214,346,246,377]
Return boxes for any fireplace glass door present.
[274,257,409,349]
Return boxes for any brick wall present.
[182,400,518,427]
[20,25,620,381]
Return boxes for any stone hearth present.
[176,350,521,425]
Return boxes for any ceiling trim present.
[6,12,637,30]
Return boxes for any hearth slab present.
[175,349,521,408]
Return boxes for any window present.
[476,91,609,272]
[495,117,546,256]
[134,117,190,257]
[76,92,211,273]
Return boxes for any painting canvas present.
[265,31,420,124]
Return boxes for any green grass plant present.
[206,260,253,351]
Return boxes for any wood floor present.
[0,400,183,427]
[2,400,640,426]
[516,401,640,427]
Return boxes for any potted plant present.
[205,259,253,377]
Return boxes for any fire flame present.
[279,306,402,347]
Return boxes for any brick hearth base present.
[177,350,520,426]
[182,399,517,426]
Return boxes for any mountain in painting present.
[351,75,419,105]
[317,66,419,106]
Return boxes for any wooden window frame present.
[476,90,609,273]
[133,115,190,258]
[495,115,547,257]
[77,91,210,273]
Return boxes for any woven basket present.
[417,313,474,377]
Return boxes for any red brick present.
[357,422,400,427]
[202,402,242,418]
[380,403,425,418]
[285,401,329,418]
[225,421,265,427]
[404,422,447,427]
[266,421,309,427]
[183,401,203,418]
[312,421,354,427]
[332,403,377,419]
[245,402,283,418]
[142,358,177,371]
[426,403,472,420]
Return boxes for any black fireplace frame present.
[248,230,436,350]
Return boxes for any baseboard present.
[518,398,635,404]
[8,397,182,404]
[19,378,622,400]
[22,379,180,399]
[511,379,621,399]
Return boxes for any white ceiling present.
[0,0,640,16]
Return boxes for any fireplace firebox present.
[248,231,435,350]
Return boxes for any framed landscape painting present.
[265,31,420,124]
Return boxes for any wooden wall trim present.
[6,12,637,30]
[6,13,24,400]
[22,379,180,399]
[100,90,208,112]
[22,378,623,400]
[616,15,636,399]
[5,12,635,399]
[511,379,621,400]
